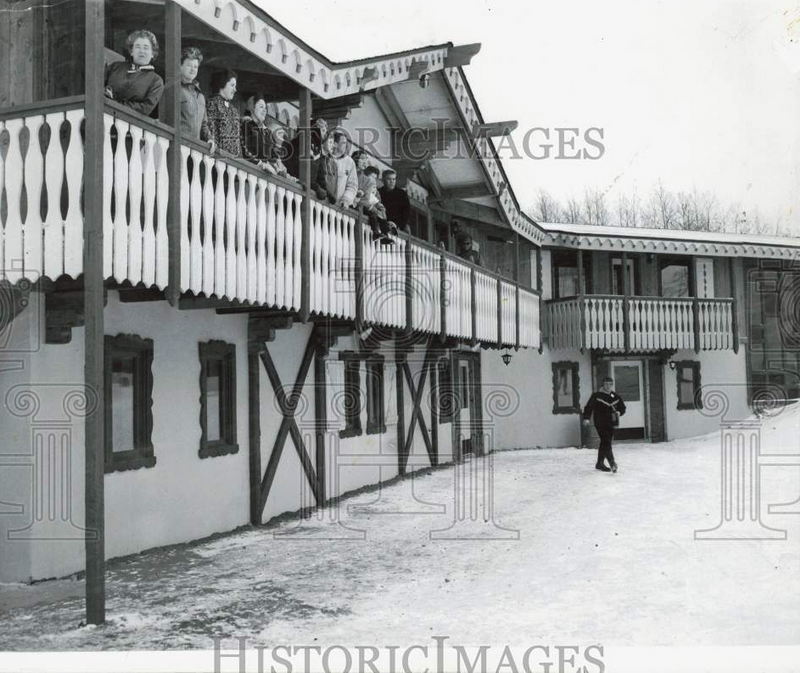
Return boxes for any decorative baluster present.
[3,118,24,281]
[264,181,276,306]
[44,112,67,280]
[274,186,286,307]
[127,124,144,286]
[178,144,191,290]
[235,170,248,301]
[282,189,295,309]
[64,110,84,278]
[154,136,170,290]
[23,114,44,280]
[141,131,157,288]
[310,201,320,313]
[0,121,5,280]
[225,165,239,300]
[320,205,331,316]
[187,149,204,293]
[246,173,258,303]
[345,214,355,318]
[101,115,114,279]
[201,153,216,296]
[213,161,227,297]
[111,118,130,283]
[256,178,268,304]
[293,193,303,311]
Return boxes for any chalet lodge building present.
[1,0,799,591]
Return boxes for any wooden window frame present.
[675,360,702,410]
[339,354,363,439]
[551,361,581,414]
[198,340,239,459]
[658,256,695,297]
[104,333,155,474]
[365,355,386,435]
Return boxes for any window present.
[198,341,238,458]
[552,251,592,298]
[365,357,386,435]
[660,260,691,297]
[340,358,362,438]
[104,334,155,473]
[552,361,580,414]
[676,360,702,410]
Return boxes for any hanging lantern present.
[501,350,512,366]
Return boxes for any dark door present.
[452,351,483,458]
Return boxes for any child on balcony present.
[358,174,397,245]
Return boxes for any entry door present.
[452,353,483,457]
[611,360,645,431]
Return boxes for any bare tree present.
[582,188,610,226]
[532,190,563,223]
[563,196,583,224]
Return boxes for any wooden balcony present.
[0,98,540,350]
[544,293,737,352]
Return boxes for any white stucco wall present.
[482,345,591,451]
[662,348,751,440]
[1,292,252,582]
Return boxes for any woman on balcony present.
[206,70,240,158]
[104,30,164,117]
[240,95,293,180]
[179,47,215,153]
[313,131,358,209]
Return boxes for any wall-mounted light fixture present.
[668,360,677,370]
[501,350,512,366]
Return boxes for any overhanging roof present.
[538,221,800,259]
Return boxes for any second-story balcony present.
[0,98,540,350]
[544,293,737,352]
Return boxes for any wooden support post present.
[354,212,365,331]
[313,347,327,504]
[247,345,262,525]
[84,0,106,626]
[395,347,406,475]
[622,251,630,353]
[429,349,439,465]
[514,233,520,350]
[470,267,477,346]
[729,260,740,353]
[299,87,313,323]
[164,1,182,307]
[496,278,502,348]
[439,253,447,342]
[577,249,586,354]
[405,235,413,333]
[692,296,701,354]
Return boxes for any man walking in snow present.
[582,376,626,472]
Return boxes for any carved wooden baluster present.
[264,181,276,306]
[44,112,67,280]
[225,165,239,300]
[179,144,191,290]
[154,136,169,290]
[256,178,268,304]
[3,118,24,281]
[274,185,286,307]
[246,173,258,303]
[281,188,294,309]
[235,170,248,301]
[111,118,130,283]
[140,131,157,288]
[200,153,216,296]
[293,193,303,311]
[127,124,144,286]
[23,114,44,280]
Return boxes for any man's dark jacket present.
[582,391,626,428]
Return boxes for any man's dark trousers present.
[596,424,615,467]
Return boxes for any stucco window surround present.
[552,361,581,414]
[198,340,239,459]
[676,360,702,410]
[104,333,156,473]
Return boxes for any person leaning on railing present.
[240,94,296,182]
[104,29,164,116]
[285,116,328,178]
[206,70,241,158]
[313,130,358,209]
[378,169,411,233]
[179,47,215,154]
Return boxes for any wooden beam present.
[247,339,262,525]
[313,347,327,504]
[83,0,106,626]
[444,43,482,67]
[622,251,630,353]
[729,259,740,354]
[165,1,182,307]
[577,249,586,354]
[475,121,518,138]
[395,346,406,475]
[313,92,363,128]
[299,87,312,323]
[431,199,508,230]
[433,183,495,201]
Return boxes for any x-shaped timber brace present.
[248,318,349,524]
[397,339,439,475]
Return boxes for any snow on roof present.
[537,221,800,249]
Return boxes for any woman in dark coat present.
[206,70,240,158]
[104,29,164,116]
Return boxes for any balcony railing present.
[544,294,736,352]
[0,99,541,350]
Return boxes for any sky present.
[263,0,800,233]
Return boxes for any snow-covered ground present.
[1,406,799,651]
